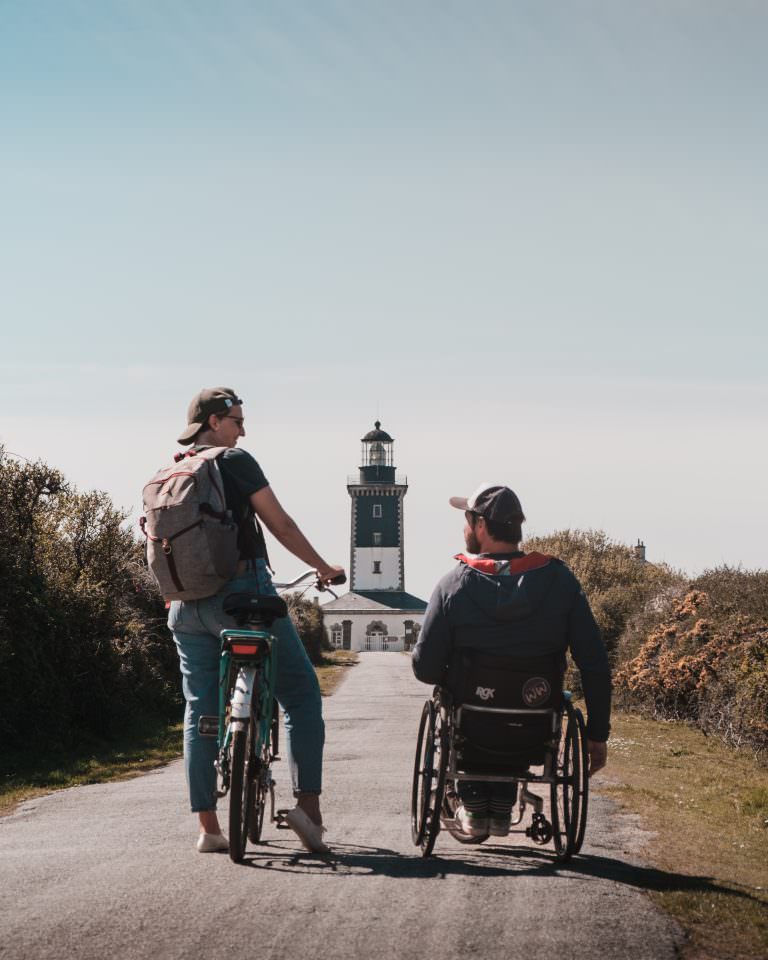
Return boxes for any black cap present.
[449,483,525,524]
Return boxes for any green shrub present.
[521,533,767,755]
[0,449,177,751]
[0,445,339,762]
[284,592,328,664]
[524,528,681,658]
[615,577,768,756]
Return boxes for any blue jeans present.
[168,560,324,813]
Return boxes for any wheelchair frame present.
[411,686,588,859]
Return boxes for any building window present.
[372,504,382,518]
[372,531,382,546]
[372,561,382,574]
[330,625,343,648]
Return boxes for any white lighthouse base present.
[321,590,428,653]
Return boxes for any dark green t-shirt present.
[194,446,269,561]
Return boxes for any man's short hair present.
[451,483,525,543]
[468,511,523,544]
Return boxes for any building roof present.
[322,590,428,614]
[358,590,427,610]
[361,420,393,443]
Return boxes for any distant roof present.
[361,420,393,443]
[358,590,427,611]
[322,590,428,613]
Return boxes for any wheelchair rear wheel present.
[550,699,588,861]
[410,699,448,857]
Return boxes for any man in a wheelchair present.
[411,483,610,842]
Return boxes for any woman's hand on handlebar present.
[316,564,346,587]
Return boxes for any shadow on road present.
[236,840,761,906]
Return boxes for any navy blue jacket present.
[411,551,611,741]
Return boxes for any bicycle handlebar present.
[272,569,347,599]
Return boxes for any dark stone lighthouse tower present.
[347,421,407,592]
[323,421,426,652]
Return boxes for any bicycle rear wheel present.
[229,719,256,863]
[247,738,270,843]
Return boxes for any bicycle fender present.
[231,666,257,721]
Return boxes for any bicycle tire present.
[228,723,254,863]
[247,738,270,843]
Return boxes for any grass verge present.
[316,649,359,696]
[598,711,768,960]
[1,650,359,817]
[0,716,184,817]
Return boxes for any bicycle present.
[197,569,345,863]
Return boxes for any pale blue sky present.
[1,1,766,598]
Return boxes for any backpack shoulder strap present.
[171,447,229,510]
[175,446,229,463]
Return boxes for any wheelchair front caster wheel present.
[527,812,552,844]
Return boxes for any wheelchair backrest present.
[447,650,565,770]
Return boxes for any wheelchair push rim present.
[550,699,588,861]
[410,699,448,856]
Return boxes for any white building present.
[322,422,427,652]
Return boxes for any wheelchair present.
[410,650,588,860]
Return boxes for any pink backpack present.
[140,448,239,601]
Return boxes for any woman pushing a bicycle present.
[163,387,344,854]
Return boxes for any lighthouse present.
[348,421,406,591]
[322,422,427,652]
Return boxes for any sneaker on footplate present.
[455,805,489,838]
[489,816,511,837]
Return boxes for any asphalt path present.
[1,654,683,960]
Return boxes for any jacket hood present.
[454,552,559,622]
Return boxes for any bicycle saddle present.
[223,592,288,627]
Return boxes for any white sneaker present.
[284,807,330,853]
[196,832,229,853]
[489,816,511,837]
[455,805,489,838]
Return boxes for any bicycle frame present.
[216,629,277,760]
[201,568,345,861]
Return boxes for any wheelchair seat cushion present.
[223,592,288,626]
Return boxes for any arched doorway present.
[365,620,388,651]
